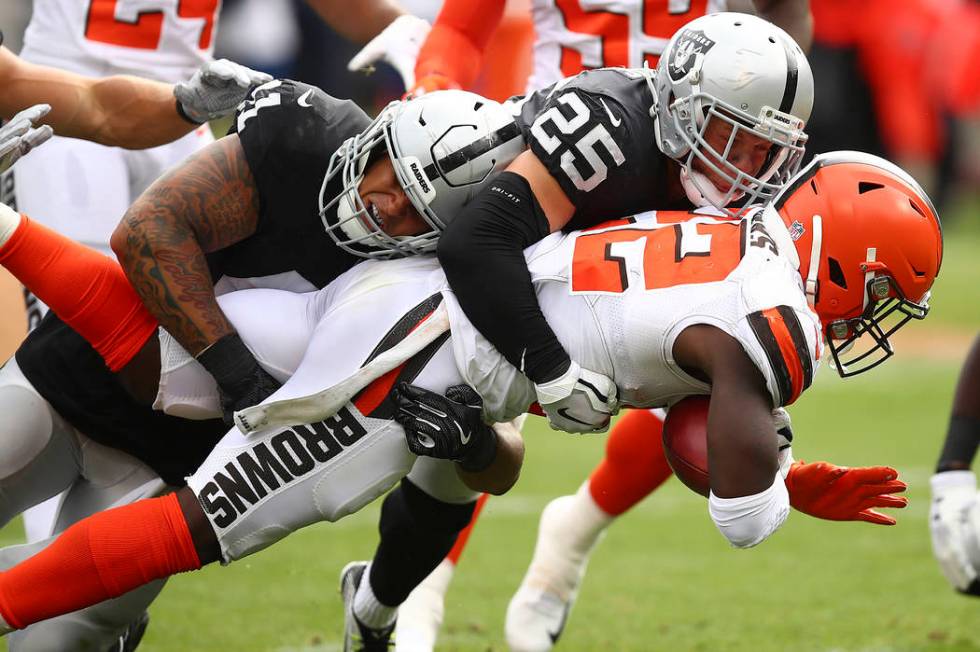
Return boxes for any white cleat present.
[505,487,612,652]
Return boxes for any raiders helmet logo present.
[668,29,716,82]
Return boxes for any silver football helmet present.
[649,12,814,213]
[319,90,526,259]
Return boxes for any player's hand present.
[407,72,461,98]
[347,14,431,91]
[0,104,53,174]
[196,333,282,426]
[393,382,498,472]
[535,361,619,434]
[929,471,980,596]
[785,460,908,525]
[174,59,273,124]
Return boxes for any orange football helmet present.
[769,151,943,376]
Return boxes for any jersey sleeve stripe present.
[747,307,812,406]
[775,305,814,393]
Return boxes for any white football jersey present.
[526,0,728,92]
[20,0,220,83]
[444,207,823,422]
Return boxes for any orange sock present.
[0,493,200,630]
[0,214,158,371]
[588,409,673,516]
[445,492,489,566]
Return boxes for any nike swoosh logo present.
[599,98,622,127]
[547,602,572,644]
[297,89,314,108]
[459,425,471,445]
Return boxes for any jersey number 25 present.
[530,92,626,192]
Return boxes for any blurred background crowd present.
[1,0,977,214]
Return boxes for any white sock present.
[354,564,398,629]
[395,559,455,651]
[0,203,21,249]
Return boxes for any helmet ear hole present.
[827,257,847,289]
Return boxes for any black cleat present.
[340,562,394,652]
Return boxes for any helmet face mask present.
[651,13,814,215]
[672,95,808,213]
[319,91,525,259]
[825,275,931,377]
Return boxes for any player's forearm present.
[437,173,569,384]
[86,75,194,149]
[456,421,524,495]
[414,0,505,89]
[112,135,260,356]
[936,335,980,472]
[305,0,405,43]
[1,50,192,148]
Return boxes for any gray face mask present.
[320,91,526,260]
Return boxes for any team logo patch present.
[669,29,716,82]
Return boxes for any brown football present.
[662,396,711,497]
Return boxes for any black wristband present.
[196,333,260,395]
[175,97,205,125]
[936,415,980,473]
[458,422,499,473]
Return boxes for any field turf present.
[0,212,976,651]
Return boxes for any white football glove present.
[929,470,980,596]
[535,361,619,434]
[347,14,431,91]
[0,104,53,174]
[174,59,273,124]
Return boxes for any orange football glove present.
[785,460,909,525]
[405,73,462,99]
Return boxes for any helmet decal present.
[668,29,716,82]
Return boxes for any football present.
[662,396,711,497]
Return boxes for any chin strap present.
[862,247,878,311]
[804,215,822,308]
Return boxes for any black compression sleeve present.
[438,172,570,384]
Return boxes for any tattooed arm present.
[110,134,258,355]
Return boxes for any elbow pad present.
[708,474,790,548]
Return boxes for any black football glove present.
[393,382,498,472]
[196,333,282,426]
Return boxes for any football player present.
[0,86,521,651]
[358,11,815,649]
[929,334,980,596]
[7,2,424,620]
[0,152,937,650]
[367,4,816,649]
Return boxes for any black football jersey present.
[514,68,681,230]
[16,80,378,484]
[210,78,370,290]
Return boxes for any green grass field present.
[1,213,976,652]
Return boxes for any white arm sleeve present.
[708,474,790,548]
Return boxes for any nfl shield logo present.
[788,221,806,241]
[668,29,717,82]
